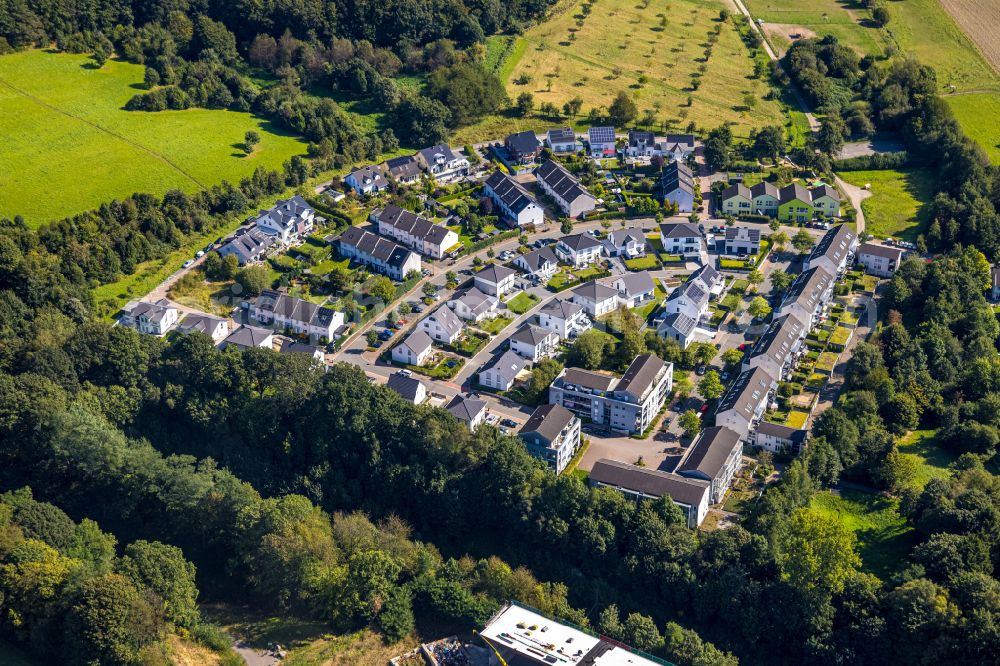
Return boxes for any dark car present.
[378,329,394,340]
[696,365,707,375]
[501,418,518,428]
[410,304,423,314]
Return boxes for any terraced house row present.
[717,181,841,221]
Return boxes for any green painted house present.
[778,183,813,223]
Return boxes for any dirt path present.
[833,175,871,236]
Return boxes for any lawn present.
[947,93,1000,164]
[0,50,307,226]
[897,429,957,490]
[784,409,809,429]
[836,169,934,242]
[624,255,660,271]
[502,0,786,139]
[829,326,852,347]
[479,314,515,334]
[167,272,239,316]
[449,333,489,357]
[809,489,918,580]
[410,355,465,380]
[814,351,838,373]
[745,0,886,56]
[506,291,541,314]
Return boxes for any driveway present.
[833,175,872,236]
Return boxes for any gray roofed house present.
[448,287,499,322]
[805,223,857,277]
[658,161,696,212]
[420,305,464,343]
[382,154,422,184]
[386,371,427,404]
[561,367,617,392]
[718,182,752,217]
[221,325,274,350]
[613,271,656,308]
[337,226,421,281]
[546,127,579,152]
[505,130,541,164]
[857,242,906,278]
[688,263,724,295]
[536,297,590,338]
[252,195,316,245]
[658,311,697,349]
[514,246,559,281]
[248,289,345,341]
[589,459,710,528]
[779,182,812,205]
[218,227,276,265]
[715,366,776,439]
[518,404,582,474]
[744,314,805,381]
[664,278,709,321]
[446,394,488,431]
[615,353,667,400]
[482,171,543,227]
[175,313,230,342]
[119,298,180,336]
[751,181,779,198]
[373,204,459,259]
[626,129,658,157]
[571,280,620,316]
[810,184,842,218]
[555,232,604,267]
[416,144,469,181]
[658,221,703,259]
[344,164,389,196]
[473,262,518,297]
[659,221,702,239]
[479,350,529,391]
[662,133,696,160]
[534,160,596,218]
[720,226,761,256]
[754,420,807,455]
[676,425,744,503]
[392,330,433,367]
[778,266,835,328]
[604,227,647,258]
[509,323,559,361]
[277,338,325,364]
[557,232,603,251]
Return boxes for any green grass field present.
[0,49,307,226]
[947,93,1000,164]
[897,429,957,490]
[809,489,917,580]
[837,168,934,241]
[477,0,785,140]
[745,0,885,56]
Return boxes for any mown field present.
[746,0,885,56]
[466,0,785,141]
[947,93,1000,164]
[0,50,307,227]
[837,168,934,241]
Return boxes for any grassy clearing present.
[809,489,917,580]
[897,429,957,490]
[0,50,306,226]
[947,93,1000,164]
[745,0,885,56]
[503,0,785,139]
[166,634,223,666]
[168,271,239,316]
[506,291,541,314]
[836,169,934,241]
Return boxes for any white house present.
[571,281,620,317]
[555,233,604,268]
[392,330,433,367]
[119,299,179,336]
[603,228,646,258]
[778,266,835,330]
[514,247,559,282]
[688,264,725,297]
[344,165,389,196]
[743,314,805,382]
[382,154,422,185]
[420,306,464,344]
[479,350,529,391]
[249,290,344,342]
[753,421,807,455]
[474,263,518,298]
[519,404,582,475]
[416,144,470,181]
[719,226,761,257]
[373,204,460,259]
[537,299,591,339]
[546,127,579,153]
[589,459,710,528]
[337,227,422,281]
[482,171,544,227]
[509,323,560,361]
[658,161,696,212]
[446,394,487,431]
[217,228,275,265]
[588,126,616,158]
[534,160,597,218]
[626,130,659,158]
[659,222,703,258]
[220,325,274,351]
[856,242,905,278]
[658,311,697,349]
[664,279,708,323]
[386,370,427,404]
[448,287,499,322]
[805,224,857,277]
[676,426,743,504]
[613,272,656,308]
[714,367,776,441]
[176,313,230,342]
[662,134,696,162]
[253,195,315,245]
[277,338,326,365]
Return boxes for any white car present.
[196,250,205,258]
[182,260,194,269]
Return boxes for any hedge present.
[832,151,911,171]
[459,229,519,256]
[737,213,772,223]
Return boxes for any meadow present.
[947,93,1000,164]
[836,168,934,241]
[897,429,956,490]
[458,0,786,142]
[0,49,307,227]
[745,0,885,56]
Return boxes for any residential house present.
[509,323,560,361]
[277,338,325,365]
[416,145,469,181]
[658,161,696,212]
[249,289,344,342]
[220,325,274,351]
[175,313,230,342]
[603,228,646,258]
[217,227,275,265]
[589,459,710,528]
[778,183,813,223]
[659,222,703,259]
[372,204,460,259]
[750,181,780,217]
[518,404,582,475]
[571,280,620,317]
[420,306,464,344]
[810,184,841,218]
[778,266,835,330]
[688,263,725,297]
[805,224,857,277]
[482,171,544,227]
[664,279,709,323]
[344,165,389,196]
[505,130,541,166]
[473,263,518,297]
[386,370,427,405]
[337,227,421,281]
[514,246,559,282]
[549,354,673,434]
[743,314,806,381]
[613,272,656,308]
[857,242,905,278]
[754,421,807,455]
[554,232,604,267]
[719,226,761,256]
[381,154,422,185]
[392,330,433,367]
[446,394,487,432]
[534,160,597,218]
[662,134,696,162]
[718,183,752,217]
[658,312,697,349]
[676,426,743,504]
[546,127,579,153]
[626,130,658,158]
[587,126,616,158]
[478,350,529,391]
[119,299,179,336]
[252,195,316,245]
[536,299,591,339]
[715,367,776,440]
[448,287,499,322]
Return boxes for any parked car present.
[696,365,706,375]
[182,260,194,269]
[501,418,518,428]
[378,329,394,340]
[422,268,432,277]
[195,250,205,258]
[410,303,424,313]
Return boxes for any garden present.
[446,332,490,357]
[546,265,610,291]
[407,354,465,380]
[506,291,541,314]
[477,315,515,335]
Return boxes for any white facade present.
[420,307,464,344]
[474,265,518,297]
[857,243,905,278]
[119,299,179,336]
[392,331,433,367]
[344,165,389,196]
[555,236,603,268]
[509,324,560,362]
[536,300,591,339]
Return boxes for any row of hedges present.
[583,210,627,221]
[459,229,520,256]
[832,151,910,171]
